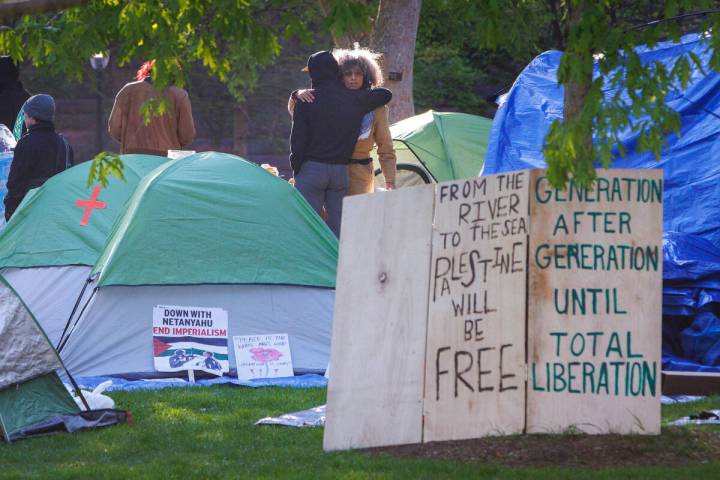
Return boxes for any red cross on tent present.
[75,185,107,226]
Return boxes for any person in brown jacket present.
[108,60,195,156]
[289,47,396,194]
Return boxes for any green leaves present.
[140,97,170,126]
[414,44,488,114]
[476,0,720,189]
[0,0,326,188]
[87,151,125,188]
[321,0,374,41]
[0,0,312,102]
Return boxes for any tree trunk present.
[563,1,592,158]
[370,0,421,123]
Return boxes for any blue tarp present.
[484,32,720,245]
[484,32,720,372]
[74,374,328,392]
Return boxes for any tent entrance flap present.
[0,373,79,441]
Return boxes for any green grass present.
[0,387,719,479]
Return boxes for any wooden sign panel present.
[526,169,663,434]
[324,186,435,451]
[423,173,529,441]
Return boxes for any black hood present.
[306,51,340,88]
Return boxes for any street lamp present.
[89,52,110,154]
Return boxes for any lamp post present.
[89,52,109,154]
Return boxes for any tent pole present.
[57,286,97,354]
[62,368,91,411]
[58,274,96,350]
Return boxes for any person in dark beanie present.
[289,50,392,237]
[0,56,30,132]
[5,94,74,220]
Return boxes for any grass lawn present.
[1,386,719,479]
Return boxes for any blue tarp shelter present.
[483,32,720,372]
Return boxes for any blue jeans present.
[295,161,348,238]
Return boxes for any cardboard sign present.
[526,169,662,434]
[233,334,293,381]
[167,150,196,159]
[152,305,229,375]
[424,173,528,441]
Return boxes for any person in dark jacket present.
[0,56,30,132]
[289,50,392,237]
[5,94,74,220]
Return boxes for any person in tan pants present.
[289,47,396,195]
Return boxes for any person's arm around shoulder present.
[288,94,296,116]
[374,106,396,189]
[287,89,315,116]
[5,138,32,220]
[358,87,392,114]
[176,89,196,147]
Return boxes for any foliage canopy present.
[0,0,315,99]
[475,0,720,187]
[0,0,362,184]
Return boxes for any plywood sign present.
[324,168,662,451]
[324,185,436,451]
[526,169,663,434]
[424,173,529,441]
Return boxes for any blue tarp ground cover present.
[74,374,328,392]
[484,32,720,372]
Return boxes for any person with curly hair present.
[290,47,397,195]
[288,50,392,237]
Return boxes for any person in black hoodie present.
[289,50,392,237]
[0,56,30,132]
[5,94,74,220]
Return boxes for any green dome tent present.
[93,152,337,288]
[0,277,125,442]
[0,155,171,346]
[58,152,338,377]
[373,110,493,188]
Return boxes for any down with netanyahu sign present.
[152,305,229,375]
[324,168,663,451]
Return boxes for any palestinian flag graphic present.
[152,305,229,375]
[153,336,229,374]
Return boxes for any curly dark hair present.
[333,47,384,88]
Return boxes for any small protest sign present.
[167,150,196,159]
[152,305,229,376]
[233,334,293,381]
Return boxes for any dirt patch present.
[365,428,720,468]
